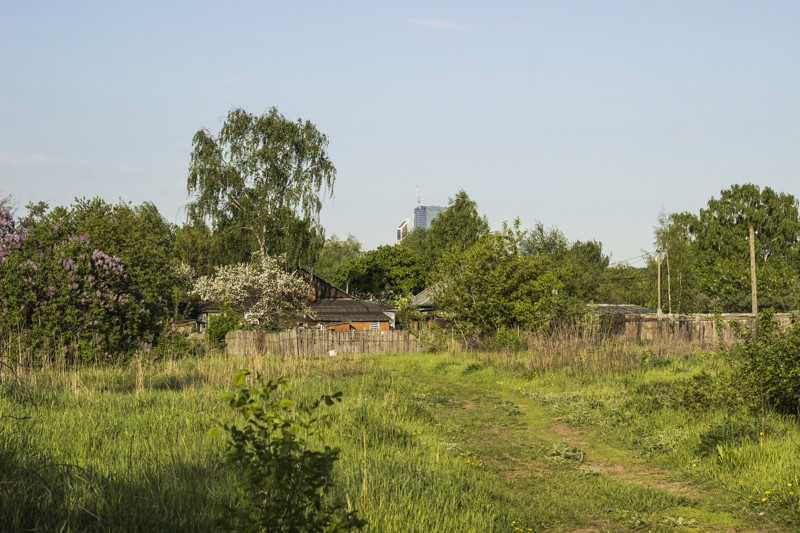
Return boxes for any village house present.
[296,271,393,332]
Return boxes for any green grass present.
[1,344,799,531]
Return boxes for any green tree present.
[566,240,609,301]
[652,211,701,313]
[520,223,569,259]
[426,190,489,263]
[521,223,609,301]
[187,107,335,267]
[339,245,425,300]
[593,265,653,307]
[314,234,362,287]
[688,184,800,311]
[174,222,216,277]
[65,199,180,324]
[432,221,585,343]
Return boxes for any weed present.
[213,371,365,532]
[499,400,524,416]
[547,442,585,464]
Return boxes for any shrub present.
[0,209,147,364]
[215,371,365,532]
[732,309,800,416]
[206,307,243,349]
[492,327,527,354]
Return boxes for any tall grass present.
[1,339,798,531]
[480,331,701,378]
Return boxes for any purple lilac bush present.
[0,206,147,364]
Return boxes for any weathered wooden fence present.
[601,312,796,346]
[225,329,423,357]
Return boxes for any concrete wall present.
[601,313,796,347]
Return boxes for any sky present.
[2,1,799,266]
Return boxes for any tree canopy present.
[187,107,335,266]
[650,184,800,312]
[431,221,586,341]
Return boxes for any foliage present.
[216,371,365,532]
[174,221,217,277]
[492,326,527,353]
[0,203,147,363]
[65,198,196,331]
[193,255,309,331]
[522,223,610,302]
[732,309,800,416]
[338,245,425,300]
[659,184,800,312]
[652,211,700,313]
[426,190,489,261]
[314,234,362,288]
[432,221,586,342]
[207,306,244,349]
[187,107,335,267]
[594,264,652,307]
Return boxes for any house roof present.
[411,287,435,308]
[309,298,390,324]
[300,269,390,324]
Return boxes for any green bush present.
[206,307,243,349]
[492,327,527,354]
[215,371,365,532]
[732,309,800,416]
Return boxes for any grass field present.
[2,341,799,531]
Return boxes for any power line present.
[608,253,651,267]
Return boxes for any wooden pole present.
[665,251,672,315]
[657,251,662,316]
[749,224,758,316]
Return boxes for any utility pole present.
[657,251,662,316]
[665,251,672,315]
[749,224,758,316]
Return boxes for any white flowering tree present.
[193,255,310,330]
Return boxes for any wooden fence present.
[226,312,799,357]
[225,329,423,357]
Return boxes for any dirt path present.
[546,421,698,499]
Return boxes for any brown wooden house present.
[296,271,392,332]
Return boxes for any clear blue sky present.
[2,1,799,265]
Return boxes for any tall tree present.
[426,190,489,260]
[688,184,800,311]
[314,234,362,286]
[432,221,584,341]
[187,107,335,266]
[652,211,700,313]
[521,223,609,301]
[339,245,425,300]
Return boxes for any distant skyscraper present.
[413,204,444,229]
[396,219,410,242]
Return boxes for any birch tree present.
[187,107,335,266]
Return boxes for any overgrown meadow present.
[2,336,799,532]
